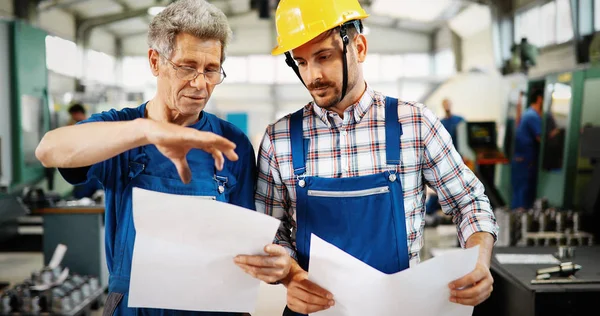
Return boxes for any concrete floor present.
[0,227,455,316]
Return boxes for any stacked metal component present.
[495,198,594,247]
[0,268,100,315]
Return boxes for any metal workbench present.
[473,246,600,316]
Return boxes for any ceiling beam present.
[38,0,91,12]
[119,30,148,39]
[75,5,155,43]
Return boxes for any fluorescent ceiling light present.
[448,3,491,38]
[148,6,166,16]
[371,0,453,23]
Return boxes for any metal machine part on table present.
[494,199,594,247]
[0,267,102,315]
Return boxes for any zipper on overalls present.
[307,186,390,197]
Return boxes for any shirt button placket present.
[340,129,349,174]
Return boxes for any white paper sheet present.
[128,188,281,313]
[308,234,479,316]
[48,243,67,269]
[495,254,560,264]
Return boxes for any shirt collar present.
[309,84,376,128]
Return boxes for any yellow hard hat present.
[271,0,370,56]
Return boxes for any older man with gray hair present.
[35,0,256,315]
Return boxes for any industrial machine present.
[495,200,594,247]
[456,121,509,208]
[495,65,600,242]
[494,73,529,206]
[0,19,51,195]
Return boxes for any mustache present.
[307,80,333,91]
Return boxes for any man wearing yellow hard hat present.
[234,0,498,314]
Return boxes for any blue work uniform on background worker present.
[440,98,465,150]
[36,1,256,315]
[426,98,464,215]
[66,103,104,199]
[511,89,543,210]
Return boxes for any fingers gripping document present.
[308,234,479,316]
[128,188,280,313]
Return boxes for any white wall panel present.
[89,28,116,56]
[39,8,76,41]
[0,0,13,17]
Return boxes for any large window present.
[86,50,116,84]
[514,6,540,45]
[434,49,456,77]
[122,56,154,88]
[403,54,432,77]
[223,56,248,83]
[513,0,573,47]
[248,55,275,84]
[46,35,118,85]
[556,0,574,43]
[595,0,600,31]
[500,18,513,61]
[275,55,299,84]
[539,1,556,47]
[45,35,81,77]
[379,55,404,81]
[219,53,432,85]
[362,53,381,82]
[542,82,571,171]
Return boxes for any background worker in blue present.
[68,103,88,125]
[233,0,498,315]
[426,98,465,217]
[35,1,256,315]
[511,89,547,210]
[440,98,465,150]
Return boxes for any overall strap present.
[204,112,229,180]
[290,108,306,176]
[384,97,403,165]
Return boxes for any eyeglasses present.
[161,54,227,85]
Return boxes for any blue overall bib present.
[104,113,244,316]
[283,97,410,316]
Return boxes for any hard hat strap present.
[340,24,350,101]
[282,20,362,100]
[285,52,306,87]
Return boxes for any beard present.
[308,79,341,109]
[308,72,358,110]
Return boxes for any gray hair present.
[147,0,232,64]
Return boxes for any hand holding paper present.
[308,234,480,316]
[234,243,292,284]
[283,261,335,314]
[128,188,281,313]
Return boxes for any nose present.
[189,73,207,90]
[303,63,323,85]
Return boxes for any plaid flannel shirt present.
[255,85,498,265]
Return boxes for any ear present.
[354,34,367,63]
[148,49,160,77]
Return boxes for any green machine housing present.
[496,66,600,234]
[0,19,51,195]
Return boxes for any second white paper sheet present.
[308,234,479,316]
[128,188,281,313]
